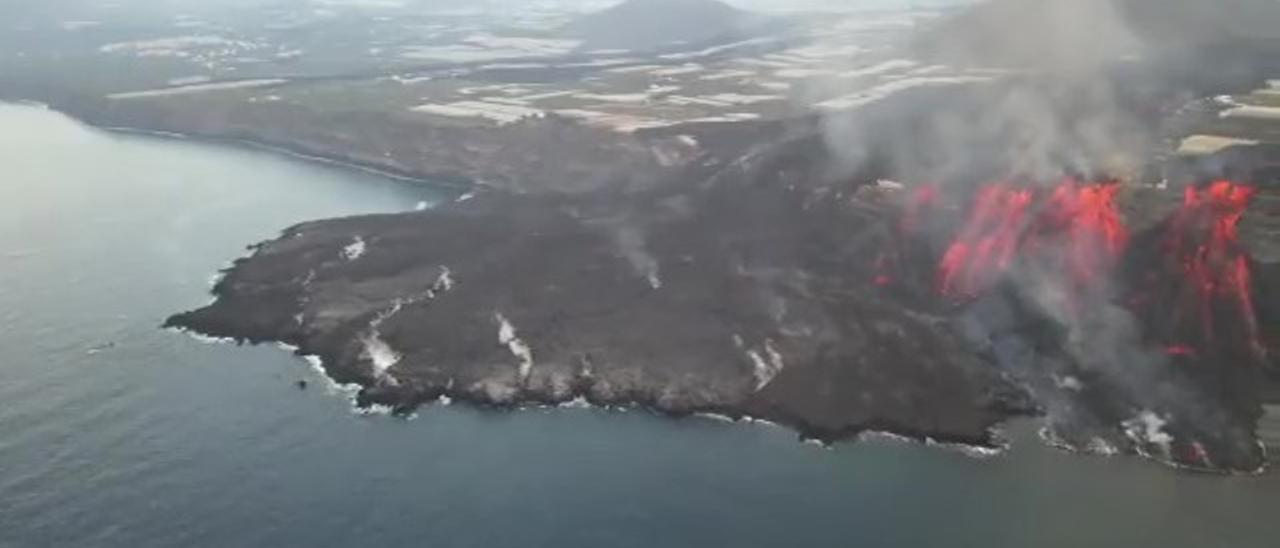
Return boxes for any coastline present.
[12,87,686,198]
[96,123,476,194]
[169,321,1013,455]
[0,98,476,195]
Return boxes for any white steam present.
[341,236,367,261]
[613,224,663,291]
[495,312,535,383]
[814,0,1152,184]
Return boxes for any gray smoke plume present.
[814,0,1154,186]
[923,0,1142,73]
[807,0,1271,464]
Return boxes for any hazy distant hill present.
[915,0,1280,69]
[563,0,770,51]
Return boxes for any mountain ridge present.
[563,0,771,51]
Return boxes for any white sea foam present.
[740,416,781,428]
[558,396,591,409]
[858,430,915,445]
[695,413,736,423]
[181,330,237,345]
[859,429,1007,459]
[302,354,362,399]
[206,272,225,288]
[354,403,396,416]
[925,437,1006,459]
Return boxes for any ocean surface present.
[0,102,1277,548]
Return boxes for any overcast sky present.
[10,0,974,15]
[731,0,970,11]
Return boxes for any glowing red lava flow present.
[937,184,1034,297]
[1164,180,1262,354]
[936,179,1129,299]
[1036,181,1128,285]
